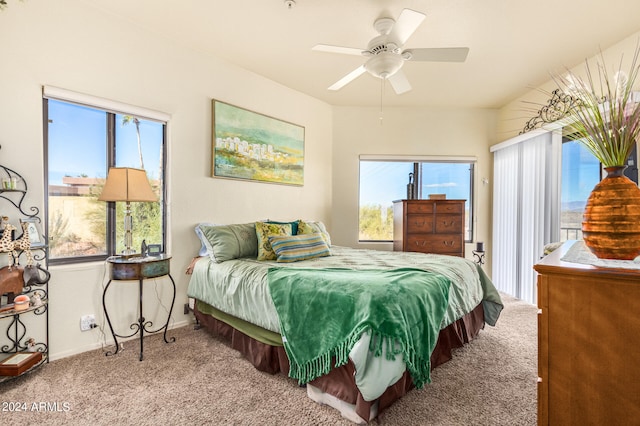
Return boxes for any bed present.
[187,221,503,423]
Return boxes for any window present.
[359,158,475,242]
[560,140,600,241]
[560,137,638,241]
[43,89,167,264]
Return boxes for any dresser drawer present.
[406,234,463,254]
[407,202,434,214]
[435,203,463,214]
[405,236,433,253]
[434,215,463,233]
[428,234,463,253]
[406,214,434,233]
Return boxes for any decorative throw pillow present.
[255,221,292,261]
[266,219,299,235]
[269,233,331,263]
[198,223,258,263]
[297,220,332,246]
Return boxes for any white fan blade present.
[312,44,364,56]
[328,65,366,91]
[388,69,412,94]
[405,47,469,62]
[389,9,426,45]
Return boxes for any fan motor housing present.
[366,35,400,55]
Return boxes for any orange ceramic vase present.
[582,166,640,260]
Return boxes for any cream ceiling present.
[83,0,640,109]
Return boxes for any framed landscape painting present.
[212,100,304,186]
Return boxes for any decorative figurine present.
[26,337,37,352]
[31,292,43,307]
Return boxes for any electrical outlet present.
[80,314,96,332]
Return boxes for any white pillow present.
[195,222,219,257]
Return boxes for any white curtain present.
[491,130,561,304]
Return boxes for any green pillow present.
[255,221,292,261]
[297,220,331,246]
[199,223,258,263]
[269,233,331,263]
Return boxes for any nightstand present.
[103,254,176,361]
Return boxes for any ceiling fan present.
[312,8,469,94]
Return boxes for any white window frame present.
[43,86,171,263]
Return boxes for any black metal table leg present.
[102,279,121,357]
[138,278,144,361]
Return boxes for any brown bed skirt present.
[194,302,485,422]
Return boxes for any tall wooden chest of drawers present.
[392,199,465,257]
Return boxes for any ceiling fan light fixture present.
[364,51,403,79]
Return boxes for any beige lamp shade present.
[98,167,158,202]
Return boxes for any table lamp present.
[98,167,158,256]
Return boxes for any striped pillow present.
[268,233,331,263]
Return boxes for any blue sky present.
[561,140,600,204]
[48,100,163,185]
[359,161,471,206]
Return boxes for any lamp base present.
[123,201,134,257]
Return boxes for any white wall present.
[331,106,498,271]
[0,0,332,359]
[497,31,640,140]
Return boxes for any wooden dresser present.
[534,241,640,425]
[392,199,465,257]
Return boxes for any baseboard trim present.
[49,319,192,361]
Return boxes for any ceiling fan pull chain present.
[379,77,385,124]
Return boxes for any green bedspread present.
[267,267,451,388]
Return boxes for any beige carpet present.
[1,293,537,425]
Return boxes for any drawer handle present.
[414,241,427,246]
[441,221,455,227]
[442,241,454,246]
[414,221,426,226]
